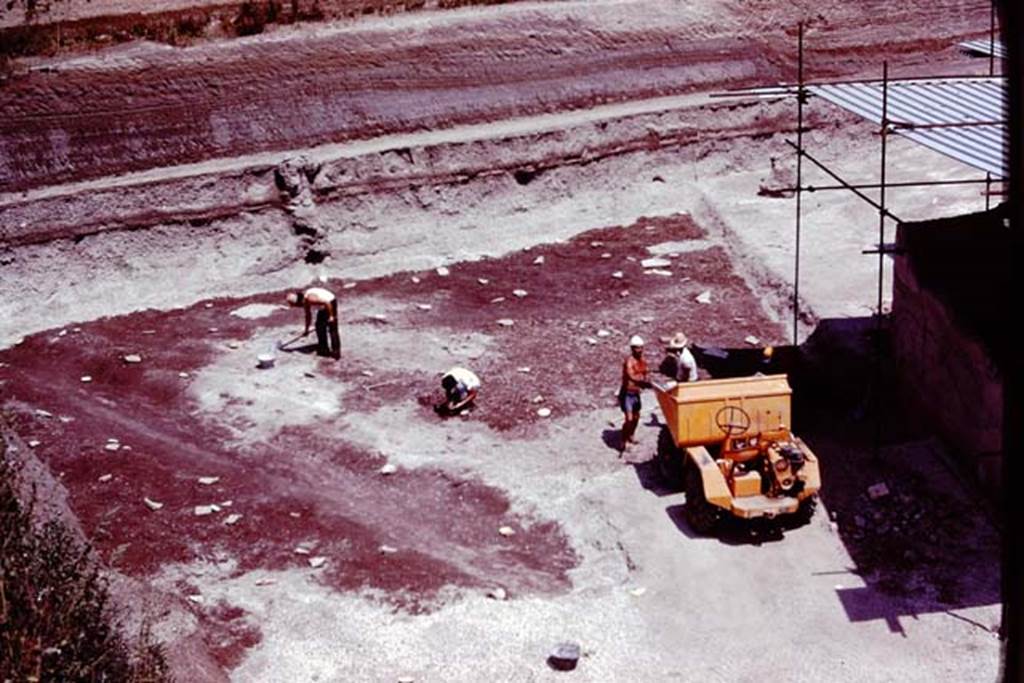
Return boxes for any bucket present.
[257,353,276,369]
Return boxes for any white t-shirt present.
[446,367,481,390]
[676,348,699,382]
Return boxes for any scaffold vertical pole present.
[793,22,805,347]
[874,61,890,461]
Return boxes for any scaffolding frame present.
[715,6,1007,457]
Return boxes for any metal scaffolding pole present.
[793,22,805,347]
[873,62,890,461]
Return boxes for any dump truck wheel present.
[793,495,817,526]
[684,468,721,535]
[656,426,685,490]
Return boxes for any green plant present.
[0,441,170,681]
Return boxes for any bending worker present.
[438,367,481,415]
[286,286,340,359]
[619,335,652,451]
[660,331,699,384]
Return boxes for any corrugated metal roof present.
[959,39,1006,59]
[808,77,1007,178]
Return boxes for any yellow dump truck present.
[654,374,820,534]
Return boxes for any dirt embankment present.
[0,0,989,193]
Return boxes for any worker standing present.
[660,331,699,384]
[619,335,652,451]
[286,286,340,359]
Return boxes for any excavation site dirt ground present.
[0,0,1005,681]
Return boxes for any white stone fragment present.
[596,329,611,338]
[104,443,120,452]
[532,255,545,265]
[144,498,164,511]
[343,282,357,289]
[293,546,311,555]
[487,587,508,601]
[498,526,516,537]
[224,514,243,526]
[744,335,761,346]
[491,297,506,304]
[537,408,552,418]
[517,367,531,373]
[27,439,40,448]
[80,376,92,383]
[379,545,398,555]
[194,504,221,517]
[379,464,398,475]
[123,354,143,364]
[586,337,598,345]
[645,269,673,276]
[512,289,528,298]
[98,474,113,483]
[197,476,220,486]
[640,257,672,268]
[640,316,654,323]
[35,409,53,418]
[436,266,450,277]
[186,594,204,604]
[601,253,612,259]
[496,319,515,327]
[411,276,421,284]
[611,271,623,279]
[415,303,432,311]
[309,556,327,569]
[477,278,490,285]
[695,291,712,304]
[178,372,190,379]
[629,586,647,597]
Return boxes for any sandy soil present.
[0,212,1001,681]
[0,1,1004,681]
[0,0,990,192]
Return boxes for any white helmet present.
[628,334,645,347]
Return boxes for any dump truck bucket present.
[655,375,793,448]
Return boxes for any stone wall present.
[891,213,1006,494]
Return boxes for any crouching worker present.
[659,331,699,385]
[437,367,481,416]
[286,286,340,359]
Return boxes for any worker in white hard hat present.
[618,335,652,452]
[660,331,699,384]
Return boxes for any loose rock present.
[80,375,92,383]
[695,291,712,304]
[512,289,528,298]
[415,304,432,311]
[532,255,545,265]
[478,278,490,285]
[640,257,671,268]
[612,271,624,279]
[194,504,221,516]
[35,409,53,418]
[98,474,113,483]
[380,463,398,475]
[487,587,508,601]
[144,498,164,511]
[744,335,761,346]
[197,476,220,486]
[379,545,399,555]
[27,439,40,448]
[596,329,611,338]
[309,556,327,569]
[224,514,243,526]
[498,526,516,537]
[548,642,582,671]
[436,266,450,277]
[537,408,552,418]
[496,319,515,327]
[123,354,143,364]
[517,367,532,373]
[867,482,890,499]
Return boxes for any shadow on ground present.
[638,316,1001,634]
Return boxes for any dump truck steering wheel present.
[715,405,751,436]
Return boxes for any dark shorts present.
[619,390,641,415]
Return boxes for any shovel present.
[277,334,304,351]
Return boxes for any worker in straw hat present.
[618,335,652,451]
[660,331,699,384]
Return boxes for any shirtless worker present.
[619,335,652,452]
[286,286,340,359]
